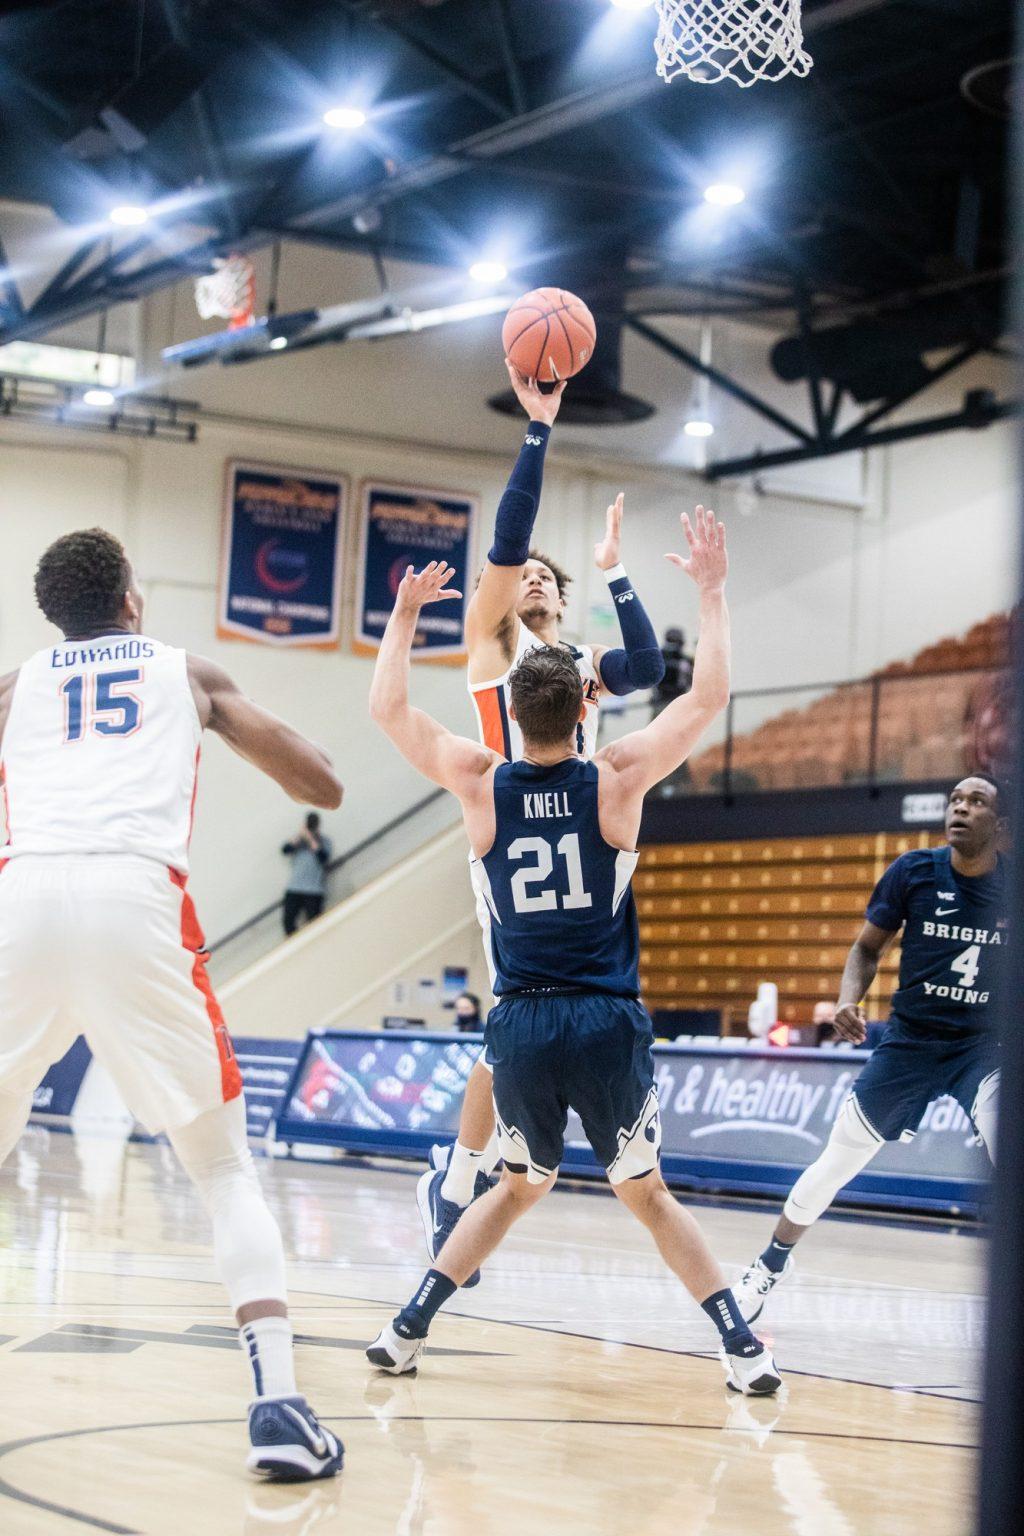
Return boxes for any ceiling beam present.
[706,393,1023,479]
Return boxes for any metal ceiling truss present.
[623,318,1021,478]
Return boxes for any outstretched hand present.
[395,561,463,613]
[505,359,566,427]
[665,504,728,593]
[594,492,624,572]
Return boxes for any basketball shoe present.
[366,1321,425,1375]
[416,1168,488,1287]
[246,1396,344,1481]
[732,1255,795,1323]
[719,1342,783,1397]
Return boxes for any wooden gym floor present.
[0,1124,980,1535]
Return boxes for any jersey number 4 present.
[61,669,143,742]
[508,833,593,914]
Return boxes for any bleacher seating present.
[638,831,944,1027]
[690,610,1011,792]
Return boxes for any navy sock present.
[394,1269,458,1340]
[759,1237,795,1275]
[701,1287,761,1358]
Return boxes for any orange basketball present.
[502,287,597,383]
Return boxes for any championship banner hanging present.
[354,480,478,662]
[218,461,347,648]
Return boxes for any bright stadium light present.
[469,259,509,285]
[683,417,715,438]
[323,105,367,130]
[610,0,654,10]
[704,182,746,207]
[81,387,116,407]
[109,203,150,227]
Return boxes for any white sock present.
[441,1134,499,1206]
[240,1316,297,1400]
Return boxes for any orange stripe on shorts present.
[168,867,243,1104]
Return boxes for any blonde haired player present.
[0,528,344,1481]
[420,363,666,1282]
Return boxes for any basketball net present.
[194,254,257,330]
[654,0,812,87]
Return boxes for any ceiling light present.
[268,336,289,351]
[610,0,654,10]
[82,387,116,407]
[703,182,746,207]
[323,105,367,130]
[684,418,715,438]
[108,203,150,227]
[469,259,508,285]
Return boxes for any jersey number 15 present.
[61,669,143,742]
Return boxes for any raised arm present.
[188,656,343,809]
[599,506,730,795]
[464,364,565,657]
[370,561,499,793]
[591,493,666,695]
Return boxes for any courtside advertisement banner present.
[276,1032,989,1211]
[218,460,348,648]
[354,480,478,662]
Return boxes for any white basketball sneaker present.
[720,1342,783,1397]
[732,1255,794,1324]
[365,1322,425,1376]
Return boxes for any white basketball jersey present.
[1,634,202,873]
[468,621,601,762]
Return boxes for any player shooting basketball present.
[0,530,345,1482]
[418,361,667,1285]
[366,509,782,1397]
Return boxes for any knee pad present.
[783,1095,882,1227]
[170,1101,287,1310]
[972,1071,999,1165]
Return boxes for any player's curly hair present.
[34,527,131,637]
[528,548,572,602]
[509,645,583,748]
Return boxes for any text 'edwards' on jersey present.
[867,846,1008,1029]
[470,757,640,996]
[0,635,202,872]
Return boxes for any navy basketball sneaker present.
[416,1168,489,1288]
[246,1395,344,1481]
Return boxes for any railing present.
[207,786,457,983]
[599,664,1006,800]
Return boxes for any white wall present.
[0,230,1016,938]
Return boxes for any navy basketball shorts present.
[484,992,662,1184]
[851,1015,999,1142]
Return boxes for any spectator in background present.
[452,992,483,1033]
[812,1000,836,1044]
[652,626,695,719]
[281,812,333,936]
[651,627,696,793]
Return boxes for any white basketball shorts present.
[0,854,242,1133]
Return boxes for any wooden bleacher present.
[689,610,1011,793]
[638,831,945,1028]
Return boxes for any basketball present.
[502,287,597,383]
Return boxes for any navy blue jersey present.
[470,757,640,996]
[866,846,1007,1032]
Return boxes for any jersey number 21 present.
[508,834,593,914]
